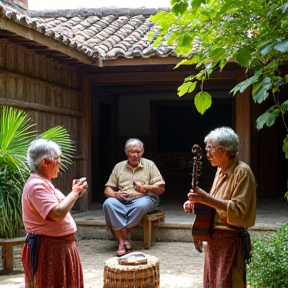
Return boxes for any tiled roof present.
[0,1,175,61]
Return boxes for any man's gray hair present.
[124,138,144,151]
[27,138,62,171]
[204,127,239,155]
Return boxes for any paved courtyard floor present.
[0,239,204,288]
[0,198,287,288]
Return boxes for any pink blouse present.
[22,173,77,236]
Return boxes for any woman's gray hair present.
[204,127,239,155]
[124,138,144,151]
[27,139,62,171]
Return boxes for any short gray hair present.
[124,138,144,151]
[27,139,62,171]
[204,127,239,155]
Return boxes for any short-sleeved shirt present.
[105,157,165,203]
[22,173,77,236]
[210,160,257,229]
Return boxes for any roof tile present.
[0,2,175,61]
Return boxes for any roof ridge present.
[27,7,171,18]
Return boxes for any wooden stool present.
[103,254,159,288]
[140,211,165,249]
[0,237,25,274]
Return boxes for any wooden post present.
[79,77,92,211]
[235,87,251,165]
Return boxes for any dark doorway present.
[91,101,113,202]
[153,100,232,152]
[150,99,233,200]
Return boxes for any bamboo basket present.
[103,254,160,288]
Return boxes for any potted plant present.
[0,106,75,239]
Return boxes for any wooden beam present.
[0,18,101,66]
[102,56,181,67]
[0,68,82,93]
[0,98,83,117]
[85,68,243,84]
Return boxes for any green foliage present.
[150,0,288,159]
[0,165,24,238]
[247,224,288,288]
[0,106,75,238]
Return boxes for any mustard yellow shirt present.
[210,160,257,229]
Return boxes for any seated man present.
[103,138,165,256]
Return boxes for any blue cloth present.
[25,233,40,280]
[103,196,157,230]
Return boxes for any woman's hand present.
[72,177,88,198]
[48,176,88,221]
[187,187,208,204]
[183,200,194,213]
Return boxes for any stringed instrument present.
[190,144,214,243]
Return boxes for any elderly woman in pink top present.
[21,139,88,288]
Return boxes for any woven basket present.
[103,254,160,288]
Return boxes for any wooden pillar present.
[79,77,91,211]
[235,87,251,165]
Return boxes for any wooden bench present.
[0,237,25,274]
[140,211,165,249]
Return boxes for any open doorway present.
[149,99,234,200]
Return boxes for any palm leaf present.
[0,106,36,180]
[39,126,75,172]
[0,106,75,238]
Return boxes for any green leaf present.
[172,2,188,15]
[179,34,193,55]
[230,70,262,96]
[0,185,3,208]
[283,135,288,159]
[177,81,197,97]
[209,47,226,64]
[191,0,202,9]
[252,77,272,103]
[234,47,252,68]
[174,55,202,69]
[281,100,288,113]
[274,40,288,53]
[181,34,193,48]
[256,105,279,130]
[260,42,274,56]
[194,91,212,115]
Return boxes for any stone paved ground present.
[1,198,287,288]
[0,239,204,288]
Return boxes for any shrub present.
[247,224,288,288]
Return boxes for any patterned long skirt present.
[22,234,84,288]
[203,229,246,288]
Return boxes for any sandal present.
[116,243,127,257]
[125,241,132,253]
